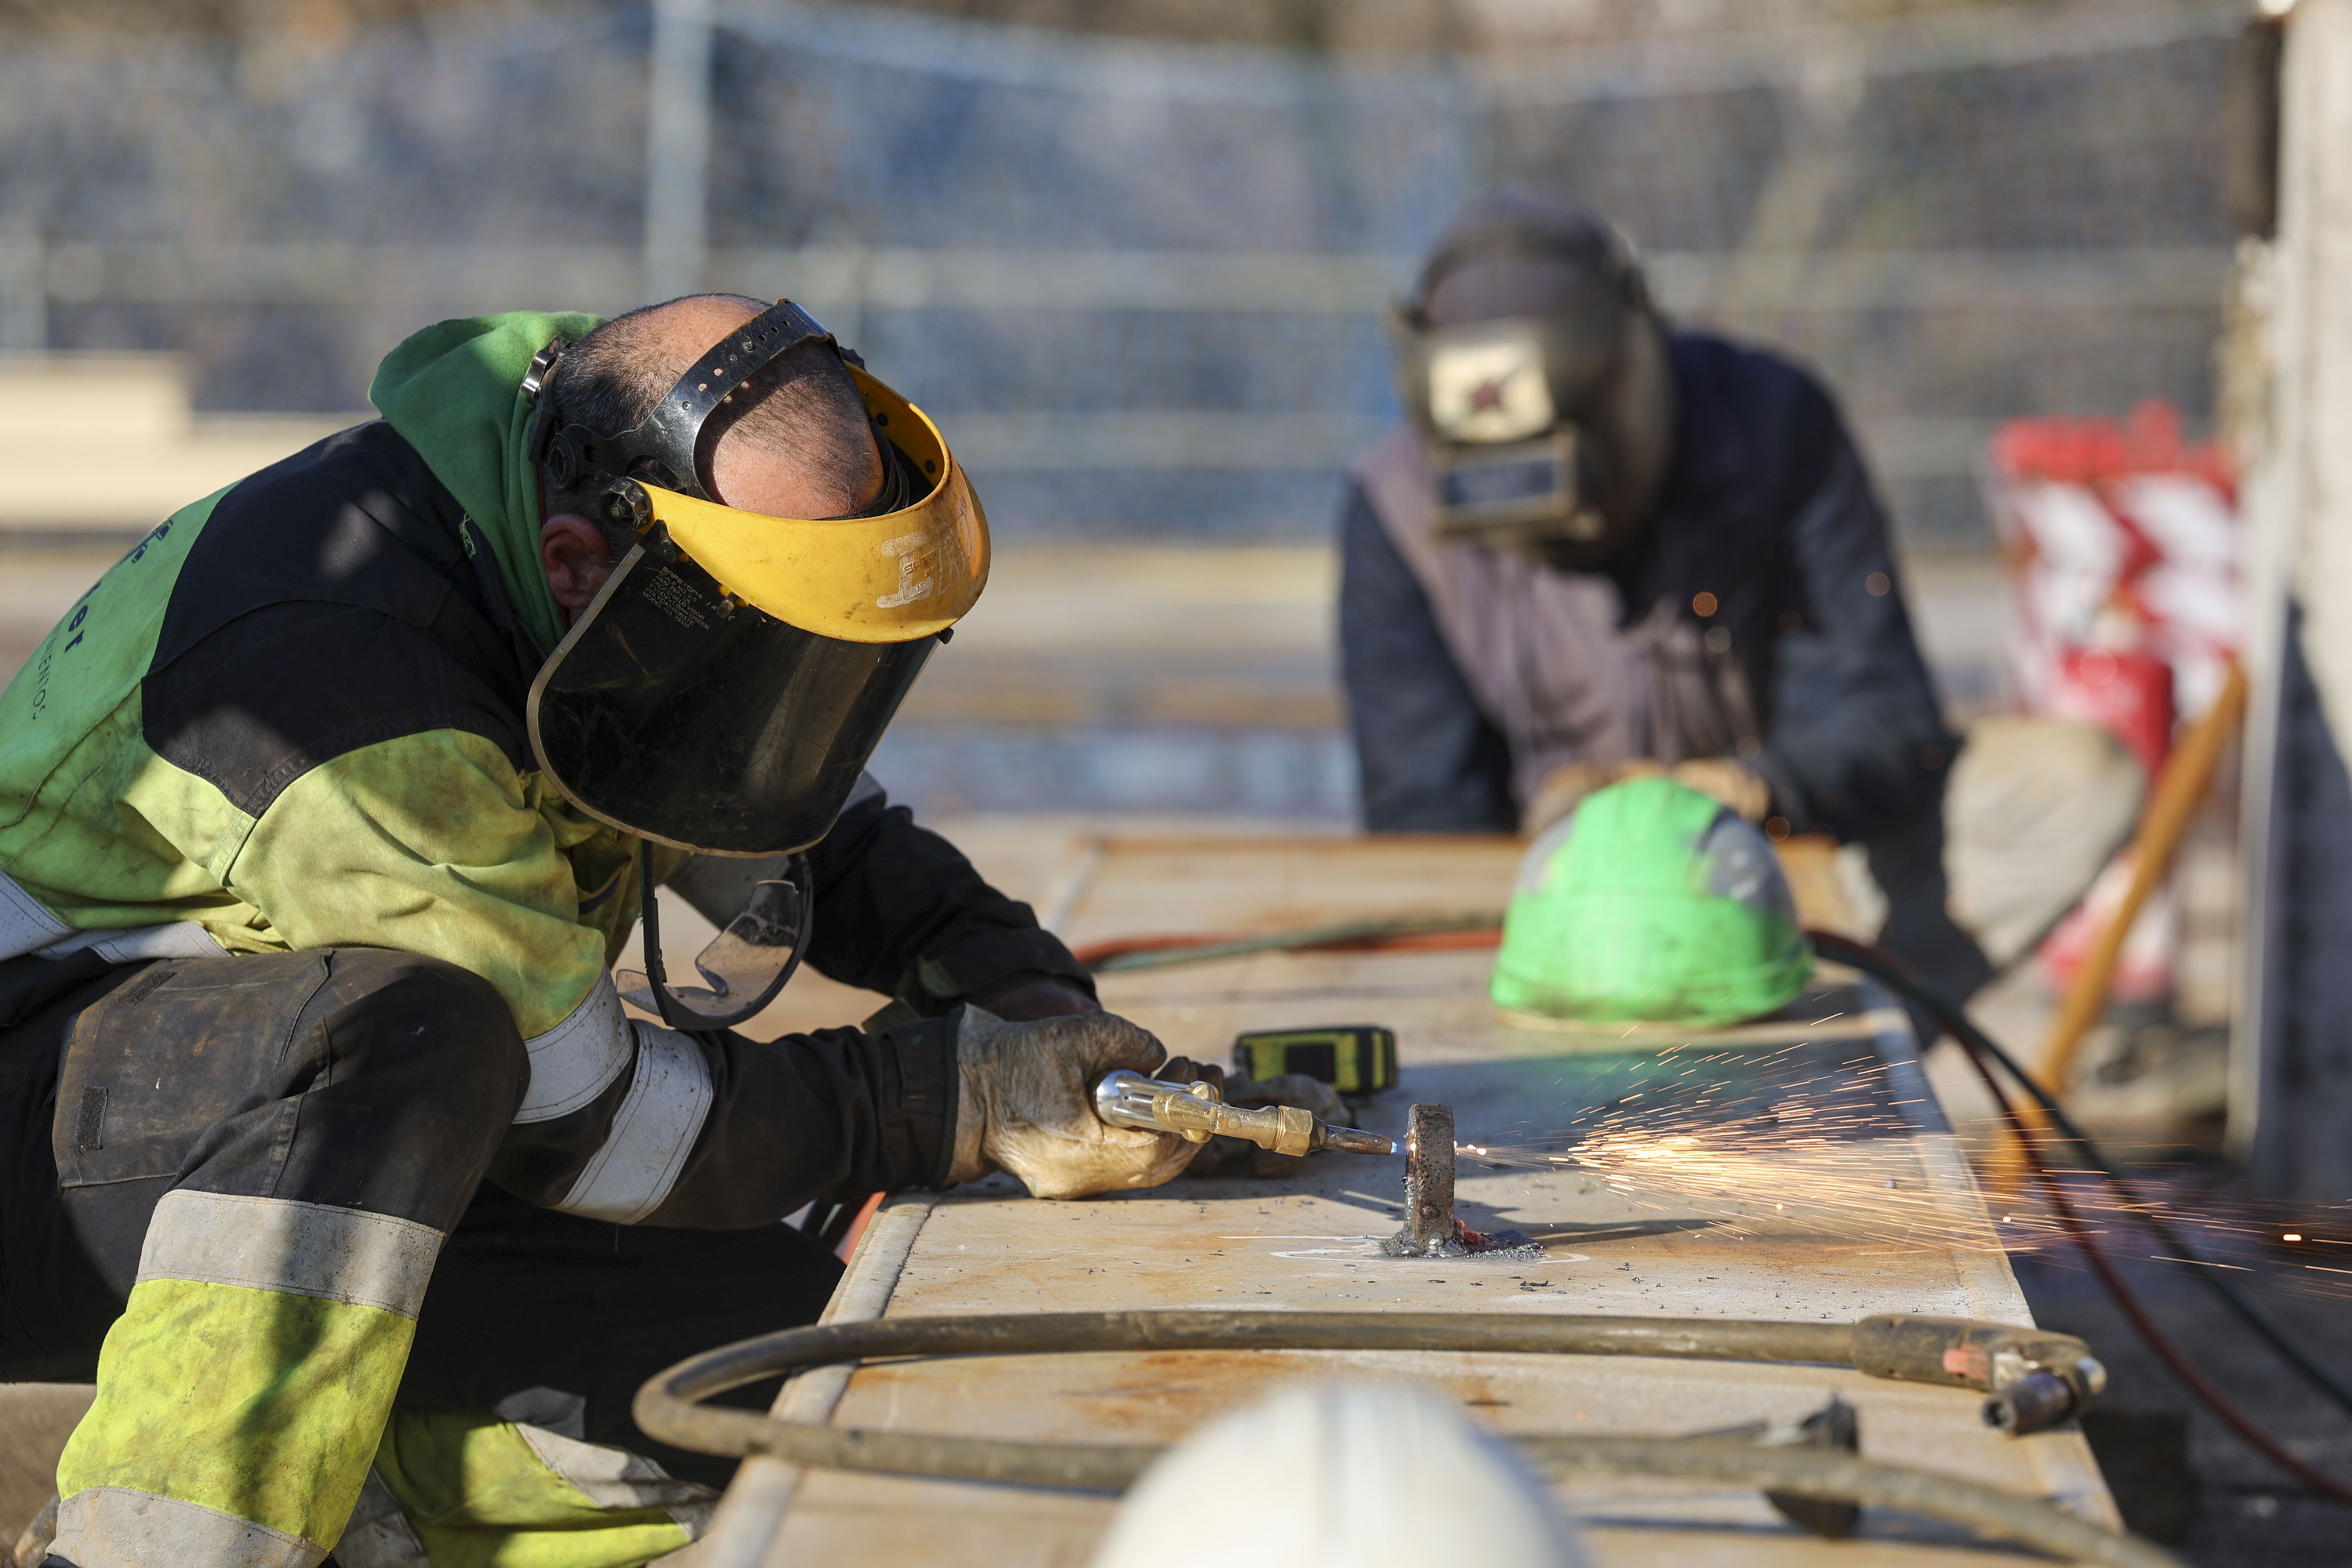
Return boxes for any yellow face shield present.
[522,302,989,858]
[633,367,989,642]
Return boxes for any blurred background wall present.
[0,0,2250,822]
[0,0,2239,550]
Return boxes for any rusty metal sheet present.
[743,835,2117,1566]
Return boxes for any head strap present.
[531,299,847,503]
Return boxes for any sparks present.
[1416,1039,2352,1301]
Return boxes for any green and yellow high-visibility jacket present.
[0,312,1087,1224]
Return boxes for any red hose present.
[1955,1037,2352,1505]
[1073,927,1501,969]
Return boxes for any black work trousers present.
[0,946,840,1486]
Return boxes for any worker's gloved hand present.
[967,975,1102,1021]
[949,1006,1207,1199]
[1522,757,1666,837]
[1522,756,1771,837]
[1666,757,1772,824]
[1183,1073,1351,1180]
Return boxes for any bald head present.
[535,295,890,627]
[542,293,884,521]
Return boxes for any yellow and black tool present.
[1232,1025,1396,1097]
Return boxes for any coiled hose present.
[636,1309,2182,1568]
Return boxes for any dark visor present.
[527,543,935,855]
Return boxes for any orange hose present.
[1071,933,1229,966]
[1073,925,1501,971]
[2037,659,2248,1095]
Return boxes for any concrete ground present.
[2008,1186,2352,1563]
[0,539,2325,1564]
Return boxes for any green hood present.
[369,311,604,658]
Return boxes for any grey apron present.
[1353,426,1760,811]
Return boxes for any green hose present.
[637,1309,2182,1568]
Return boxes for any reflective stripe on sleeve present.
[0,869,236,964]
[0,867,72,960]
[514,971,635,1124]
[553,1025,713,1225]
[52,1486,326,1568]
[49,920,231,964]
[136,1190,442,1319]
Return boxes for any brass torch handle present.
[1091,1070,1391,1159]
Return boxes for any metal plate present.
[731,834,2117,1566]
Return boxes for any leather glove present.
[1521,756,1771,837]
[967,975,1101,1021]
[1182,1073,1351,1181]
[948,1006,1205,1199]
[1521,757,1664,837]
[1667,757,1772,823]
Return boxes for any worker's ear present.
[540,514,615,619]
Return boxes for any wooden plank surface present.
[739,834,2117,1566]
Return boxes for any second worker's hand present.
[949,1006,1209,1199]
[1522,754,1772,837]
[1666,757,1772,823]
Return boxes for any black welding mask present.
[521,299,989,862]
[1392,199,1675,568]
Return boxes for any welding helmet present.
[520,299,987,860]
[1491,776,1813,1026]
[1392,193,1674,568]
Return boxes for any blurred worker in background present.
[1340,189,1991,1003]
[0,296,1214,1568]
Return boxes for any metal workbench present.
[695,834,2118,1566]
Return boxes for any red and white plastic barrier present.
[1983,403,2238,1003]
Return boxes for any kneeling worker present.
[0,296,1206,1567]
[1341,190,1988,1000]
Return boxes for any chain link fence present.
[0,0,2241,548]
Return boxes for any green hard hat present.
[1491,775,1814,1026]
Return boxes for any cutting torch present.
[1091,1069,1396,1156]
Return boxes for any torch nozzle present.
[1315,1123,1401,1156]
[1092,1069,1397,1158]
